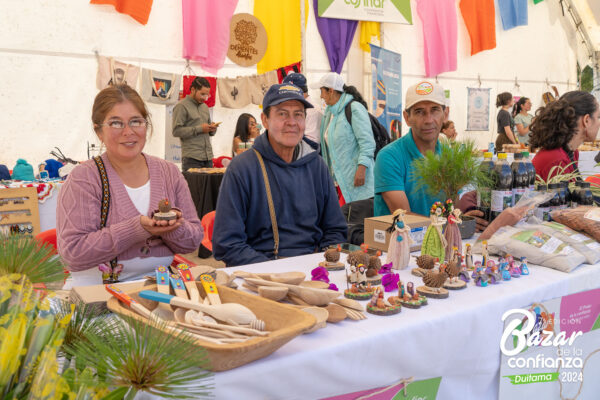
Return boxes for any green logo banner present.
[318,0,412,24]
[391,377,442,399]
[503,373,559,385]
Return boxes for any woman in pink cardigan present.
[57,85,203,287]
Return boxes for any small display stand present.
[0,187,41,236]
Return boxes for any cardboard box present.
[364,213,431,252]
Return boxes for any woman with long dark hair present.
[495,92,517,150]
[232,113,259,156]
[530,91,600,181]
[513,97,534,145]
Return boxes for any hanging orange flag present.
[90,0,153,25]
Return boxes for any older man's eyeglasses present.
[100,118,149,132]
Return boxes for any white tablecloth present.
[212,251,600,400]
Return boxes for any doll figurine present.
[519,257,530,275]
[153,199,177,221]
[444,205,462,261]
[464,244,474,270]
[421,202,447,264]
[386,209,414,270]
[481,240,489,268]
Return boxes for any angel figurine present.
[386,209,414,270]
[421,202,447,263]
[464,244,474,270]
[444,207,462,261]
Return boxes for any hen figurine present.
[319,245,345,271]
[417,264,450,299]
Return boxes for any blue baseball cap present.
[262,84,313,110]
[282,73,308,92]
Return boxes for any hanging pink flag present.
[416,0,457,77]
[182,0,239,74]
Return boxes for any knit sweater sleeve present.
[56,163,150,272]
[160,163,204,254]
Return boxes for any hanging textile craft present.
[466,88,491,131]
[416,0,457,77]
[90,0,153,25]
[497,0,528,31]
[218,77,251,109]
[140,69,181,106]
[96,56,140,90]
[459,0,496,56]
[227,13,268,67]
[182,76,217,107]
[182,0,239,74]
[255,0,308,75]
[248,71,279,105]
[313,0,358,74]
[359,21,380,53]
[277,61,303,83]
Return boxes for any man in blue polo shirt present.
[374,82,489,232]
[374,81,447,216]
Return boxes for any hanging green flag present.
[534,0,544,4]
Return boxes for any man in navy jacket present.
[213,84,347,266]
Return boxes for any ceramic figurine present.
[464,244,474,270]
[474,265,489,287]
[499,259,512,281]
[411,254,439,277]
[417,264,450,299]
[389,280,426,309]
[519,257,530,275]
[508,258,522,278]
[386,209,414,270]
[319,245,345,271]
[153,199,177,221]
[366,286,402,316]
[344,263,375,300]
[485,260,502,284]
[444,204,463,262]
[421,202,447,264]
[443,259,466,290]
[481,241,489,268]
[458,264,471,283]
[366,250,383,285]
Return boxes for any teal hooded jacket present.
[320,92,375,203]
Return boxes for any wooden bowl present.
[107,283,316,371]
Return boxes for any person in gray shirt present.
[172,77,219,170]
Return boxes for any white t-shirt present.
[64,180,174,288]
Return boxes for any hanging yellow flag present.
[255,0,309,75]
[359,21,380,53]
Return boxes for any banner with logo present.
[370,44,402,140]
[499,288,600,399]
[318,0,412,24]
[322,376,441,400]
[466,87,491,131]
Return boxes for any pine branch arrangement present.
[0,234,67,284]
[410,139,493,204]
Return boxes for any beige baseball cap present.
[405,81,446,110]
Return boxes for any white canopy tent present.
[0,0,597,169]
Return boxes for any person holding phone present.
[172,77,219,170]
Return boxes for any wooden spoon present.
[324,303,347,323]
[139,290,257,325]
[258,286,289,301]
[302,307,328,333]
[244,277,339,306]
[234,270,306,285]
[300,280,330,289]
[332,297,364,311]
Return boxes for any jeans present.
[182,157,213,171]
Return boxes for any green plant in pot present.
[411,139,493,239]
